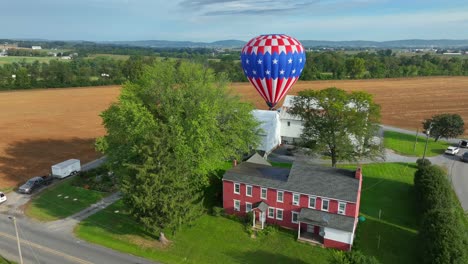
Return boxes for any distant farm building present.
[31,46,42,50]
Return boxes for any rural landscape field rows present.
[1,76,468,188]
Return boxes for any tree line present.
[2,49,468,90]
[0,56,156,89]
[209,50,468,82]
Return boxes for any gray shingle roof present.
[223,159,360,202]
[246,153,272,166]
[253,201,269,213]
[298,208,356,232]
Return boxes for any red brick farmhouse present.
[222,155,363,251]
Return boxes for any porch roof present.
[252,201,269,213]
[298,208,355,232]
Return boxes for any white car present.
[445,146,460,155]
[0,192,6,203]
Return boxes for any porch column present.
[253,211,256,227]
[261,212,264,230]
[297,221,301,239]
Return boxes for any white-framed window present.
[234,183,240,194]
[261,187,267,199]
[268,207,275,218]
[246,202,252,212]
[234,200,240,211]
[338,202,346,215]
[291,211,299,223]
[277,191,284,203]
[309,196,316,209]
[293,193,300,206]
[322,199,329,211]
[276,209,283,220]
[246,185,252,197]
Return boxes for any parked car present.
[459,140,468,148]
[461,152,468,162]
[445,146,460,155]
[18,175,53,194]
[0,192,6,203]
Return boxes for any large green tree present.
[97,61,260,237]
[289,87,382,167]
[423,114,465,141]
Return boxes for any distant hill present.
[101,39,246,48]
[300,39,468,48]
[103,39,468,49]
[4,38,468,49]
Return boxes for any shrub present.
[244,211,253,225]
[212,206,224,217]
[329,250,381,264]
[419,209,466,264]
[416,158,431,168]
[414,165,452,213]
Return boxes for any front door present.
[307,224,314,233]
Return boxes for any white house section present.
[252,110,281,155]
[324,227,354,244]
[278,95,304,143]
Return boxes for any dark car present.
[461,152,468,162]
[459,140,468,148]
[18,175,53,194]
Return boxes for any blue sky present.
[2,0,468,42]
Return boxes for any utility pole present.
[422,124,432,161]
[8,216,23,264]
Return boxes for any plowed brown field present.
[1,76,468,188]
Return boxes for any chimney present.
[355,167,362,180]
[233,159,237,167]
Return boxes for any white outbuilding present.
[252,109,281,156]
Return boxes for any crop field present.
[0,56,62,65]
[1,76,468,188]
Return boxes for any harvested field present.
[1,77,468,188]
[0,86,121,188]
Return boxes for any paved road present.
[0,216,155,264]
[0,156,157,264]
[382,125,468,212]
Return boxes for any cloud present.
[180,0,319,16]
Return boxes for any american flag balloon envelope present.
[241,34,306,109]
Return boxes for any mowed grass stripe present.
[384,131,450,157]
[25,179,107,221]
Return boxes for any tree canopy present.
[423,114,465,141]
[288,87,382,167]
[97,60,260,235]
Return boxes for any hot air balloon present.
[241,34,306,109]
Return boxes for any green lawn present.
[341,163,419,264]
[75,162,419,264]
[76,201,332,264]
[384,131,450,157]
[0,56,60,65]
[25,179,108,221]
[0,256,15,264]
[269,161,293,168]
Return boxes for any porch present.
[251,201,268,230]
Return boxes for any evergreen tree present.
[97,60,260,236]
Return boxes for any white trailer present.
[51,159,81,179]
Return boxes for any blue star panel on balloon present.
[241,34,306,109]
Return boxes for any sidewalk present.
[45,192,121,233]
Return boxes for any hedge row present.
[414,165,468,264]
